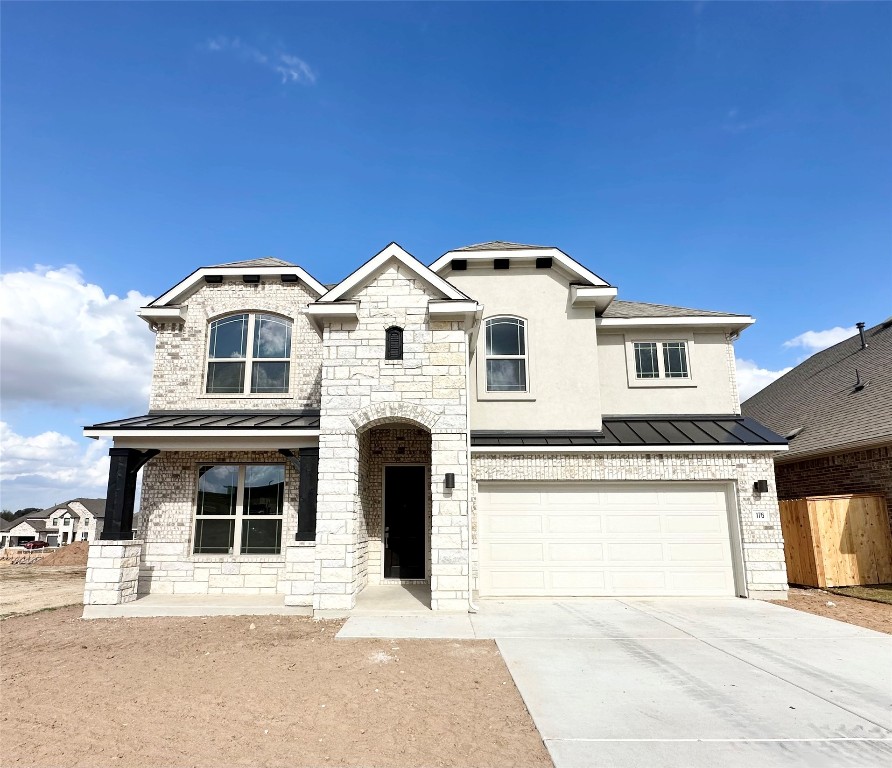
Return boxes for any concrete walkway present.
[338,598,892,768]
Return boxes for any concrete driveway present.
[339,597,892,767]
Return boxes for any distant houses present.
[0,499,106,548]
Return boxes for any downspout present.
[466,320,480,613]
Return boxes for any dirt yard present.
[1,607,551,768]
[773,587,892,634]
[0,562,86,618]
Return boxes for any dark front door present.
[383,466,426,579]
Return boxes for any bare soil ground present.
[773,587,892,634]
[36,541,89,566]
[0,562,86,618]
[0,607,551,768]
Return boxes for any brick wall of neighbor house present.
[471,452,787,597]
[136,450,299,595]
[775,445,892,528]
[315,263,470,612]
[359,426,433,586]
[148,279,322,411]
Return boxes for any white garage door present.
[477,482,739,597]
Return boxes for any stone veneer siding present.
[314,263,470,613]
[148,279,322,411]
[470,451,788,596]
[775,445,892,530]
[84,540,142,605]
[136,450,300,596]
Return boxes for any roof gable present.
[320,243,470,303]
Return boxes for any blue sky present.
[1,1,890,510]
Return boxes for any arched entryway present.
[357,422,432,588]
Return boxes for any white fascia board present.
[84,428,321,440]
[471,444,787,453]
[321,243,469,303]
[597,316,755,330]
[137,306,187,325]
[570,285,618,312]
[148,266,327,307]
[431,247,611,287]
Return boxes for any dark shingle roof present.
[86,411,321,431]
[472,416,785,447]
[451,241,553,252]
[208,258,296,268]
[741,319,892,460]
[602,300,747,319]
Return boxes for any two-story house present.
[0,498,105,548]
[83,242,788,614]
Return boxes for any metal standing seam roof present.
[85,411,321,431]
[471,417,786,447]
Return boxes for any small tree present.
[0,510,14,522]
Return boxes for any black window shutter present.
[385,327,403,360]
[296,447,319,541]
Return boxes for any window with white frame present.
[484,316,528,392]
[193,464,285,555]
[81,532,88,541]
[633,341,690,380]
[206,313,293,395]
[52,518,59,526]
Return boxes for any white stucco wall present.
[597,329,740,415]
[445,266,602,431]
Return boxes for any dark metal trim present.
[493,258,510,270]
[204,275,223,284]
[535,257,553,269]
[242,275,261,284]
[451,259,468,271]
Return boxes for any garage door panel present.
[478,482,737,597]
[548,542,604,562]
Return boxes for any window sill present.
[477,391,536,402]
[191,554,285,562]
[627,379,697,389]
[197,393,296,400]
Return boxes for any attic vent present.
[493,258,510,270]
[204,275,223,284]
[854,369,868,392]
[535,257,553,269]
[385,326,404,360]
[280,274,299,283]
[785,427,804,440]
[242,275,261,284]
[451,259,468,271]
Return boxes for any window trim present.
[191,463,286,558]
[624,333,697,388]
[478,315,534,400]
[203,312,295,398]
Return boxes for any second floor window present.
[485,316,528,392]
[634,341,689,380]
[206,313,293,395]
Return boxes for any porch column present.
[100,448,159,540]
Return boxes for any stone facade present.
[775,445,892,530]
[471,451,788,597]
[135,450,299,596]
[84,540,142,605]
[147,279,322,411]
[314,263,470,613]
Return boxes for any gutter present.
[466,326,480,614]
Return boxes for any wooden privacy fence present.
[779,494,892,588]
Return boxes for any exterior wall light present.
[753,480,769,493]
[444,473,455,490]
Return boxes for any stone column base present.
[282,542,315,607]
[84,540,143,605]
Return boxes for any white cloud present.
[735,358,793,402]
[782,325,856,354]
[203,37,316,85]
[0,265,155,412]
[0,421,111,510]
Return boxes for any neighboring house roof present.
[741,319,892,461]
[472,416,786,449]
[601,300,748,319]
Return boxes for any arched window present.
[206,313,293,394]
[385,326,404,360]
[484,316,528,392]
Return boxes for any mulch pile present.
[35,542,89,567]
